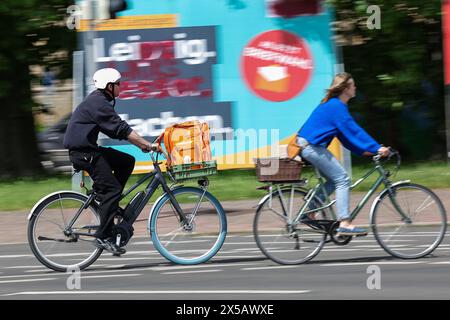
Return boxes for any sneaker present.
[93,238,126,256]
[336,227,368,236]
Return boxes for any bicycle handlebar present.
[150,143,160,152]
[373,147,401,169]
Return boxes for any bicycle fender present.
[28,190,87,221]
[369,180,411,224]
[257,193,272,207]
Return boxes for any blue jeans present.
[297,137,351,221]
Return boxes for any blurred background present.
[0,0,448,211]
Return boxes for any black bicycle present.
[27,145,227,272]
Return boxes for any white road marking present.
[151,262,258,271]
[0,254,35,259]
[25,269,62,273]
[0,273,62,280]
[162,269,222,275]
[214,255,262,259]
[97,257,154,261]
[321,261,424,267]
[0,242,29,246]
[353,245,387,248]
[0,278,57,284]
[241,266,300,271]
[3,289,311,297]
[11,268,150,277]
[131,240,210,245]
[81,274,141,279]
[429,261,450,264]
[4,265,46,269]
[320,249,362,252]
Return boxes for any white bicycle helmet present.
[93,68,121,89]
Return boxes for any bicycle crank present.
[329,221,353,246]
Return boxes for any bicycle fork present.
[165,183,208,229]
[387,188,412,224]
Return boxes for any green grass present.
[1,161,449,211]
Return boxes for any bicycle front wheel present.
[28,192,102,272]
[254,188,328,265]
[371,183,447,259]
[149,187,227,265]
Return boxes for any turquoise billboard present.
[82,0,337,172]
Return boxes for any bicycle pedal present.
[355,233,368,237]
[112,250,126,257]
[303,239,320,243]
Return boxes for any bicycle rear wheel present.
[254,188,328,265]
[28,192,102,272]
[371,183,447,259]
[149,187,227,265]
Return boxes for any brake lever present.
[373,154,382,162]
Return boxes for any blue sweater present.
[298,98,381,156]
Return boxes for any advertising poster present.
[80,1,338,172]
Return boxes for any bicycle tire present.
[253,188,329,265]
[149,187,227,265]
[371,182,447,259]
[28,191,102,272]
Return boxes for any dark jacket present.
[63,90,132,150]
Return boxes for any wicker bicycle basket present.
[255,158,303,182]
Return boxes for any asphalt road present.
[1,230,450,301]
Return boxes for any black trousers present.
[69,147,135,238]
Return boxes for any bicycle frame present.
[290,160,409,225]
[65,153,194,237]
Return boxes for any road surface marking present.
[81,274,141,279]
[321,261,424,267]
[429,261,450,264]
[214,255,262,259]
[162,269,223,275]
[151,262,257,271]
[241,266,300,271]
[3,289,311,297]
[97,257,153,261]
[0,278,57,284]
[131,240,210,245]
[4,265,46,269]
[0,254,35,259]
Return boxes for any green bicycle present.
[253,149,447,265]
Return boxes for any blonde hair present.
[321,72,353,103]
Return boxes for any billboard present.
[79,1,338,172]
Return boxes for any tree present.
[327,0,445,160]
[0,0,76,178]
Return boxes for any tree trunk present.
[0,57,44,178]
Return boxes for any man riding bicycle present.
[63,68,152,255]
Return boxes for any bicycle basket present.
[168,160,217,181]
[255,158,303,182]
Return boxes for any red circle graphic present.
[241,30,314,102]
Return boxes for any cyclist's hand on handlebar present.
[377,146,390,157]
[141,142,152,153]
[141,143,162,153]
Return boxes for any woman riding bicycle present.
[296,72,390,235]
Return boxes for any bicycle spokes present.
[150,187,226,264]
[28,192,102,272]
[372,183,447,259]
